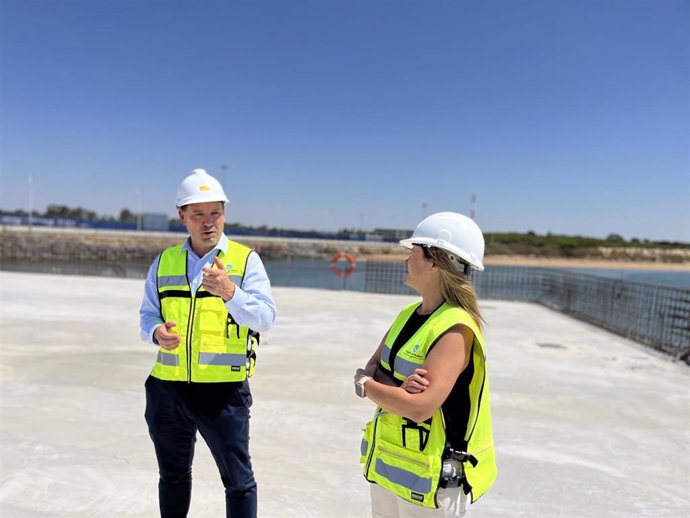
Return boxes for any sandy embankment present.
[2,226,688,272]
[483,255,690,271]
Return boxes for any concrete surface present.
[0,271,688,517]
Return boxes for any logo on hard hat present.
[199,185,211,191]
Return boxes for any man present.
[139,168,276,518]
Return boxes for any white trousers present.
[370,483,469,518]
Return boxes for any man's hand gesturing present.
[202,256,236,301]
[154,321,181,350]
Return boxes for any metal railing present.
[364,262,690,361]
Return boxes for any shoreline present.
[2,226,688,272]
[358,253,689,271]
[483,256,690,271]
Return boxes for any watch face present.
[355,381,365,398]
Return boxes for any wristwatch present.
[355,375,372,398]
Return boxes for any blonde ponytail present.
[427,247,484,329]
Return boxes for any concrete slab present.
[0,271,688,517]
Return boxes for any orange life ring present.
[331,252,356,277]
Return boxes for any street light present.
[220,164,228,193]
[135,187,142,231]
[28,175,34,231]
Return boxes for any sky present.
[1,0,688,241]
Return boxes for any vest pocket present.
[371,437,439,508]
[226,314,240,339]
[377,439,431,471]
[360,419,375,464]
[196,306,226,351]
[401,418,432,451]
[198,306,225,334]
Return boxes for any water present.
[263,261,690,291]
[1,258,687,290]
[0,258,370,291]
[262,258,367,291]
[6,257,685,359]
[557,267,690,289]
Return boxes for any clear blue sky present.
[1,0,688,241]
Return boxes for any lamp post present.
[220,164,228,194]
[28,175,34,232]
[135,187,142,231]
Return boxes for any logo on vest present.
[410,492,425,502]
[405,344,425,361]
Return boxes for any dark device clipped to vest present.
[247,329,259,370]
[439,446,478,494]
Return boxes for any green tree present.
[119,208,135,223]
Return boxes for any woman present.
[354,212,497,517]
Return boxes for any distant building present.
[372,228,413,241]
[142,213,169,231]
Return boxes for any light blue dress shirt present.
[139,234,277,344]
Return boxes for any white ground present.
[0,272,688,517]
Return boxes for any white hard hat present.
[175,169,229,207]
[400,212,485,271]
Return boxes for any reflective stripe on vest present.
[361,302,497,507]
[375,458,432,494]
[157,351,179,366]
[158,275,188,288]
[198,352,246,367]
[150,240,259,383]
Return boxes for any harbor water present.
[0,257,688,290]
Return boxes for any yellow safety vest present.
[151,241,259,383]
[360,301,497,507]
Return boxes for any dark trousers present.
[144,376,257,518]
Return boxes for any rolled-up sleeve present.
[139,254,164,344]
[225,251,277,333]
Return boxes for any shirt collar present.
[181,234,228,258]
